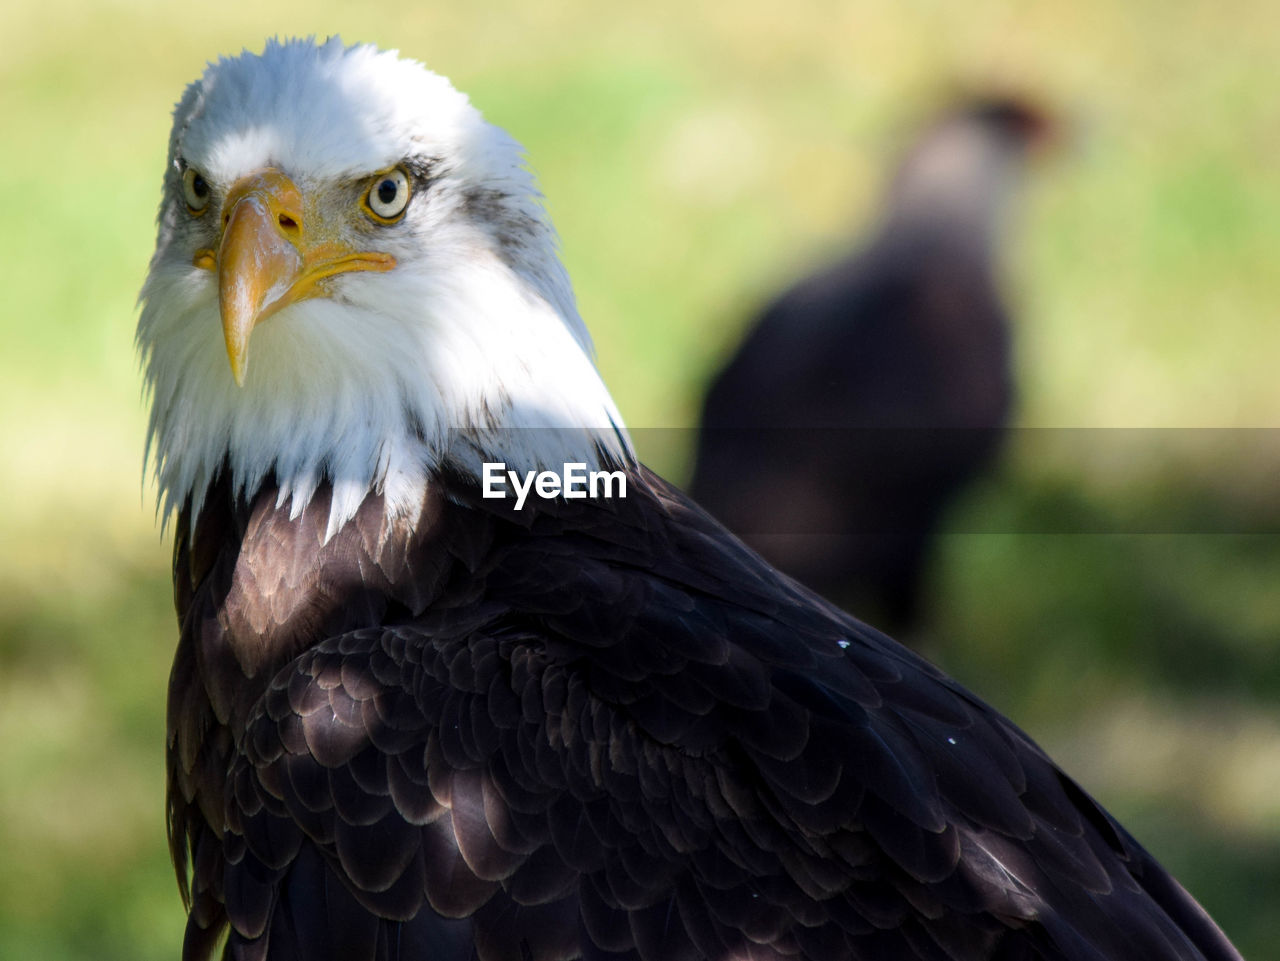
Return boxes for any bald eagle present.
[689,97,1049,635]
[139,39,1241,961]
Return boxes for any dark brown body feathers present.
[166,467,1240,961]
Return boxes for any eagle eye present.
[182,167,211,214]
[365,168,411,222]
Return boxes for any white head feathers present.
[138,38,630,538]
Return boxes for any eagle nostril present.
[278,213,299,232]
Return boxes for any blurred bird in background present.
[689,96,1054,638]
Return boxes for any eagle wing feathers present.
[170,473,1229,961]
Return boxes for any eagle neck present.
[173,473,462,726]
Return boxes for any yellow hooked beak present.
[192,169,396,386]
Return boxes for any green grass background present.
[1,1,1278,957]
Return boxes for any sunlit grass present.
[2,0,1277,956]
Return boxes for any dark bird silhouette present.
[139,42,1241,961]
[689,97,1052,635]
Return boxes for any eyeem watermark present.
[482,462,627,510]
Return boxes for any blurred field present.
[1,0,1277,957]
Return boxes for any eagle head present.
[138,38,629,537]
